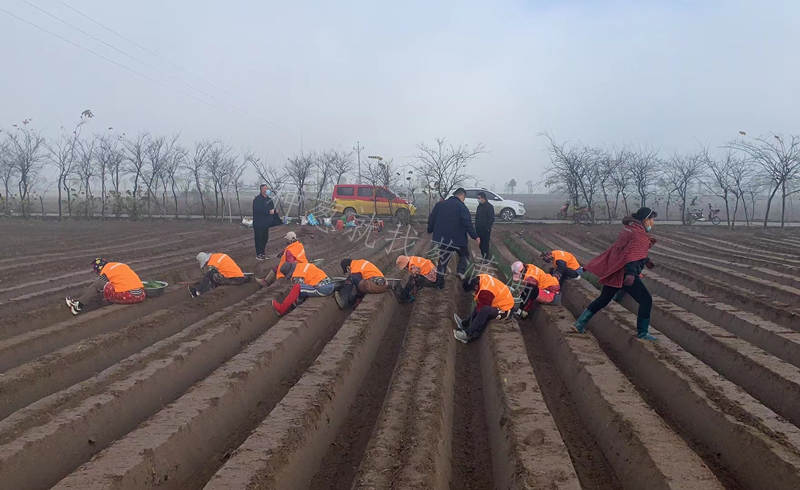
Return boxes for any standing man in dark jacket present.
[475,191,494,259]
[252,184,275,260]
[427,188,480,286]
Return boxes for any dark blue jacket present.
[252,193,274,228]
[427,196,477,247]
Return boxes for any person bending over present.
[510,261,561,318]
[335,258,389,309]
[189,252,250,297]
[453,273,515,343]
[541,249,583,283]
[66,258,146,315]
[393,254,438,303]
[271,261,335,315]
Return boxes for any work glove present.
[649,237,657,246]
[623,274,635,287]
[645,260,655,269]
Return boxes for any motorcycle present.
[686,205,721,225]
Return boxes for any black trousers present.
[587,276,652,320]
[437,244,469,280]
[254,226,269,255]
[193,269,250,294]
[477,228,491,258]
[463,305,500,341]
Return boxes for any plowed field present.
[1,219,799,489]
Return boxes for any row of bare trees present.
[1,116,485,222]
[544,133,800,228]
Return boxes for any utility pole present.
[353,140,364,184]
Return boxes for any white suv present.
[452,188,526,221]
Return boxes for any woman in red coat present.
[574,207,658,340]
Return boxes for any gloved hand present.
[623,274,635,287]
[645,260,655,269]
[649,237,657,246]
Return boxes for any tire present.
[711,216,721,225]
[395,208,410,225]
[577,212,592,225]
[500,208,515,222]
[344,207,356,219]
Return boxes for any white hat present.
[511,261,524,281]
[284,231,297,241]
[196,252,211,269]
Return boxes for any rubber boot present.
[573,309,594,333]
[272,283,301,316]
[636,317,657,340]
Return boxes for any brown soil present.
[0,219,798,489]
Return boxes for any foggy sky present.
[2,0,799,192]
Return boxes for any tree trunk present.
[57,173,63,220]
[763,183,781,228]
[723,190,731,229]
[780,181,787,228]
[731,195,740,229]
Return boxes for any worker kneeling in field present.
[453,274,515,344]
[257,231,307,286]
[65,258,145,315]
[189,252,250,297]
[271,261,335,315]
[335,258,389,309]
[510,261,561,318]
[541,249,583,283]
[393,255,438,303]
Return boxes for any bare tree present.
[332,150,353,185]
[75,136,97,216]
[728,134,800,228]
[664,151,704,224]
[314,151,337,202]
[187,141,212,219]
[124,134,150,218]
[46,121,86,220]
[413,138,483,200]
[596,151,618,223]
[205,142,235,219]
[703,149,743,228]
[525,180,533,194]
[0,138,18,215]
[609,148,633,215]
[7,126,46,217]
[629,147,659,208]
[143,135,175,218]
[543,136,601,222]
[164,144,187,218]
[507,178,517,193]
[285,153,314,216]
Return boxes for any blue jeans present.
[300,281,335,298]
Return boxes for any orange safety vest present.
[101,262,144,292]
[551,250,580,270]
[276,241,308,278]
[476,274,515,312]
[407,256,435,277]
[208,253,244,278]
[351,259,384,279]
[291,262,329,286]
[524,264,560,290]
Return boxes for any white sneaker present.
[453,329,469,344]
[457,272,466,280]
[453,313,464,330]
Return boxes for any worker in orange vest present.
[65,258,146,315]
[335,258,389,309]
[256,231,307,286]
[393,255,438,303]
[541,249,583,283]
[453,273,515,343]
[189,252,250,297]
[510,261,561,318]
[271,261,335,315]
